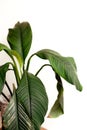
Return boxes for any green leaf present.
[17,71,48,130]
[7,22,32,62]
[36,49,82,91]
[0,43,23,69]
[0,63,9,94]
[3,92,34,130]
[48,73,64,118]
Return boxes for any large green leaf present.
[36,49,82,91]
[7,22,32,62]
[0,43,23,69]
[0,63,9,94]
[3,92,34,130]
[48,73,64,118]
[17,71,48,130]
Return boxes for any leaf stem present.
[35,64,52,76]
[11,59,20,85]
[1,92,10,102]
[5,53,20,86]
[5,81,13,96]
[26,53,36,71]
[13,65,20,86]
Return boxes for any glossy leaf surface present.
[36,49,82,91]
[17,71,48,130]
[7,22,32,62]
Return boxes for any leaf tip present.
[79,85,83,92]
[76,83,83,92]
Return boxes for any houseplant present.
[0,21,82,130]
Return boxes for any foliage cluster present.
[0,22,82,130]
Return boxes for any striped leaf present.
[3,71,48,130]
[17,72,48,130]
[3,92,34,130]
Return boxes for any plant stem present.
[13,65,20,86]
[35,64,52,76]
[0,48,20,87]
[7,62,20,87]
[3,50,21,86]
[1,92,9,102]
[5,81,12,96]
[7,54,20,86]
[26,53,36,71]
[8,68,13,71]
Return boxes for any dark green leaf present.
[48,73,64,118]
[7,22,32,62]
[17,71,48,130]
[0,63,9,94]
[36,49,82,91]
[3,92,34,130]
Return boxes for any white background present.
[0,0,87,130]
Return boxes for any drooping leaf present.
[17,71,48,130]
[36,49,82,91]
[67,56,77,70]
[0,43,23,69]
[7,22,32,62]
[3,92,34,130]
[48,73,64,118]
[0,63,9,94]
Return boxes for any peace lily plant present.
[0,22,82,130]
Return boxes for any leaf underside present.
[48,73,64,118]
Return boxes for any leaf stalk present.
[35,64,52,76]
